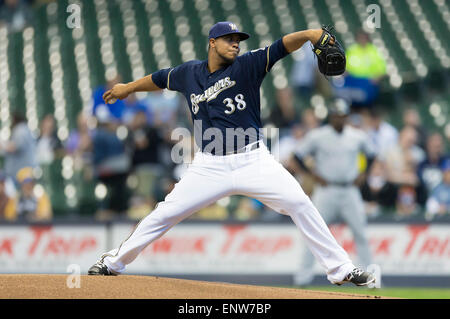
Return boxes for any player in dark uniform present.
[89,22,375,287]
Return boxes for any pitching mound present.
[0,274,382,299]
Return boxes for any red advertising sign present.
[111,223,450,275]
[0,225,107,273]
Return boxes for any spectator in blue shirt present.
[426,159,450,218]
[92,75,126,122]
[417,132,449,194]
[91,112,131,220]
[1,112,37,187]
[122,93,153,126]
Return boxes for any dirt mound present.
[0,274,382,299]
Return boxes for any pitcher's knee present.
[147,201,189,227]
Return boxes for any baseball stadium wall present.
[0,220,449,287]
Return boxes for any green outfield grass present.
[296,286,450,299]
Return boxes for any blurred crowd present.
[273,29,450,221]
[0,23,449,223]
[276,104,450,221]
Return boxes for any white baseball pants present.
[101,143,355,284]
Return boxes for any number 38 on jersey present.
[223,94,246,114]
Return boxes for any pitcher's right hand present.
[103,83,132,104]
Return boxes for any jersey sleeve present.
[240,38,289,81]
[151,63,186,93]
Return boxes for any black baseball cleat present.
[335,268,375,286]
[88,261,117,276]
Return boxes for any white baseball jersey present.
[295,125,376,183]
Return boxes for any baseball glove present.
[312,26,346,76]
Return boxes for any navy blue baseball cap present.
[209,22,250,41]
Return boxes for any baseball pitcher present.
[89,22,375,286]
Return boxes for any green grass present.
[296,286,450,299]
